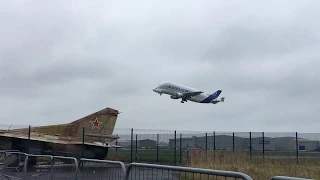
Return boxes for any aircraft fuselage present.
[153,81,224,104]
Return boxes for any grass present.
[107,148,320,179]
[184,149,320,179]
[106,148,320,164]
[107,148,180,164]
[2,148,320,179]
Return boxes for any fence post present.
[262,132,265,161]
[156,133,159,163]
[130,128,133,163]
[233,132,235,152]
[205,133,208,157]
[174,130,177,165]
[180,133,182,164]
[249,132,252,160]
[115,134,118,157]
[82,127,85,158]
[28,125,31,154]
[296,132,299,165]
[135,134,138,161]
[213,131,216,159]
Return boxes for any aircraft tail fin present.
[65,107,120,137]
[211,90,222,99]
[30,107,120,143]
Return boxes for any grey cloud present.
[32,61,112,85]
[0,0,319,133]
[202,25,317,60]
[0,60,115,99]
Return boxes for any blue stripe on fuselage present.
[200,90,222,103]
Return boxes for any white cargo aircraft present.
[152,81,225,104]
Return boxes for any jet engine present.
[170,92,183,99]
[170,95,179,99]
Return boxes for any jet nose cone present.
[153,88,161,93]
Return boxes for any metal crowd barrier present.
[4,151,26,172]
[78,158,126,180]
[1,151,79,180]
[0,150,22,180]
[0,150,316,180]
[124,162,253,180]
[270,176,315,180]
[0,174,22,180]
[23,154,53,180]
[0,150,20,171]
[2,151,27,179]
[51,156,78,180]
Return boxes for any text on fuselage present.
[168,85,191,93]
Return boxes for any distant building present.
[168,135,320,151]
[138,139,156,149]
[116,139,158,149]
[114,140,131,147]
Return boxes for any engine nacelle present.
[170,95,179,99]
[170,92,183,99]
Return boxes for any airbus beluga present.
[153,81,225,104]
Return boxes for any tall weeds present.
[184,149,320,180]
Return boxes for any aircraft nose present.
[153,88,160,93]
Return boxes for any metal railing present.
[0,150,20,170]
[270,176,315,180]
[0,150,22,180]
[3,151,26,172]
[0,173,22,180]
[51,156,78,180]
[23,154,53,180]
[1,151,79,180]
[2,151,26,179]
[124,162,253,180]
[78,158,126,180]
[0,150,315,180]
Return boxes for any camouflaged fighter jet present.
[0,107,122,164]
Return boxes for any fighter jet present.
[0,107,122,165]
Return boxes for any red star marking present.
[90,117,102,129]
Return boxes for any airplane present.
[152,81,225,104]
[0,107,122,166]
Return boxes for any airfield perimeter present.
[1,162,180,180]
[1,148,319,180]
[0,105,319,179]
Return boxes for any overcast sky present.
[0,0,319,134]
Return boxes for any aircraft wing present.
[181,91,203,98]
[0,131,118,148]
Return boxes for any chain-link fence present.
[105,128,320,166]
[0,150,316,180]
[1,125,320,179]
[1,125,320,165]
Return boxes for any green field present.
[106,148,320,165]
[107,148,183,165]
[106,148,320,179]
